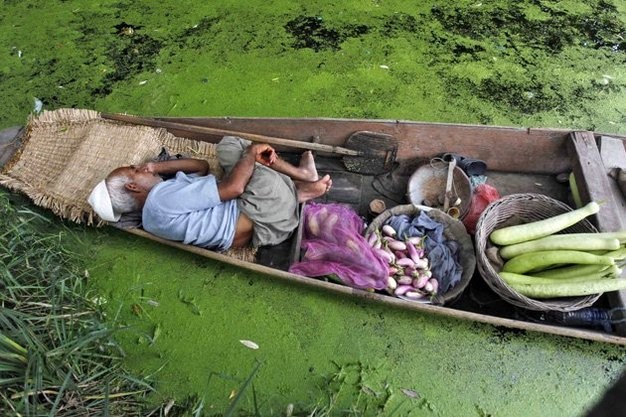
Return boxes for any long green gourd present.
[499,266,620,286]
[531,263,610,279]
[499,235,620,259]
[490,201,600,246]
[508,279,626,299]
[502,250,614,274]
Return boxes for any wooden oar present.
[100,113,398,175]
[101,112,360,156]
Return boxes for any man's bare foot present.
[298,151,319,181]
[296,174,332,203]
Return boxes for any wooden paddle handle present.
[100,113,361,156]
[443,158,457,212]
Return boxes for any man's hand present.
[219,144,274,201]
[246,143,276,166]
[136,162,157,174]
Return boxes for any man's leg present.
[217,136,332,204]
[216,136,247,173]
[293,175,333,203]
[268,151,319,182]
[260,149,332,201]
[218,137,317,182]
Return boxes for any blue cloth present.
[142,171,238,251]
[386,212,462,294]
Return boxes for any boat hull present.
[2,115,625,344]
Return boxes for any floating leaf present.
[178,291,202,315]
[33,98,43,113]
[163,399,175,415]
[91,296,107,306]
[400,388,420,398]
[239,339,259,350]
[361,385,379,397]
[151,324,161,345]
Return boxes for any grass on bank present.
[0,189,403,416]
[0,189,154,415]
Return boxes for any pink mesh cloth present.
[289,203,388,290]
[463,183,501,234]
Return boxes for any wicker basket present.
[475,193,601,311]
[365,204,476,305]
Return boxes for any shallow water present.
[2,0,626,415]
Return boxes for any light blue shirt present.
[142,172,238,251]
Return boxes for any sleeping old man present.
[88,136,332,250]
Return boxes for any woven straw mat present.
[0,108,255,262]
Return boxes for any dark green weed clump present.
[0,190,152,416]
[285,15,369,51]
[429,1,626,116]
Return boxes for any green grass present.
[0,190,152,416]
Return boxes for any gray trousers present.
[217,136,299,247]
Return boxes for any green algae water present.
[89,229,626,415]
[2,0,626,131]
[3,0,626,415]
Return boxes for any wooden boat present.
[1,114,625,345]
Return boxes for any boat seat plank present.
[568,131,625,230]
[568,131,626,335]
[319,170,363,207]
[598,135,626,335]
[598,136,626,216]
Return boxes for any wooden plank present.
[568,131,626,336]
[597,136,626,336]
[598,136,626,220]
[161,117,581,174]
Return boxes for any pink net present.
[289,202,389,290]
[462,183,501,234]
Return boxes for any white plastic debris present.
[33,98,43,114]
[239,339,259,350]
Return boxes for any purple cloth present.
[386,212,462,294]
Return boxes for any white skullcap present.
[87,180,121,222]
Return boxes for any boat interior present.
[1,114,625,343]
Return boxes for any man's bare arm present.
[218,144,274,201]
[140,159,210,176]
